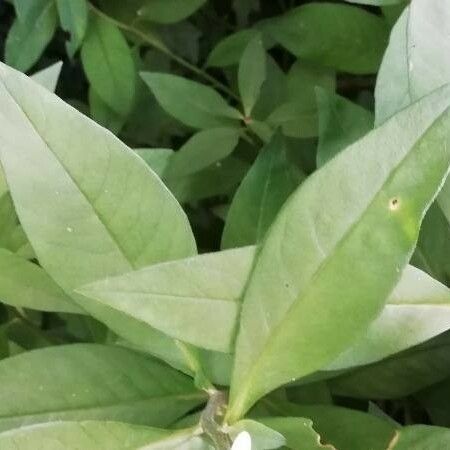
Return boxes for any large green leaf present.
[5,0,57,72]
[226,85,450,422]
[31,61,63,92]
[81,15,136,117]
[0,344,204,432]
[0,421,171,449]
[389,425,450,450]
[268,3,389,74]
[221,133,303,249]
[77,247,255,352]
[138,0,207,24]
[375,0,450,125]
[56,0,88,57]
[141,72,242,129]
[0,62,197,370]
[0,249,80,313]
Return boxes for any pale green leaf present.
[77,247,256,353]
[0,421,171,450]
[222,132,303,249]
[227,85,450,422]
[0,62,197,370]
[238,34,266,118]
[5,0,57,72]
[141,72,242,129]
[81,15,136,116]
[56,0,88,56]
[389,425,450,450]
[228,419,286,449]
[165,128,240,179]
[0,344,205,432]
[138,0,207,24]
[31,61,63,92]
[268,4,389,74]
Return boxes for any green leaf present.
[135,148,174,177]
[31,61,63,92]
[77,247,255,352]
[0,421,172,449]
[238,34,266,118]
[329,264,450,371]
[165,128,241,179]
[137,0,207,24]
[257,417,335,450]
[256,401,398,450]
[344,0,404,4]
[268,4,389,74]
[207,29,261,68]
[226,84,450,422]
[330,333,450,399]
[141,72,242,129]
[81,15,136,116]
[56,0,88,57]
[221,133,303,249]
[388,425,450,450]
[228,419,286,449]
[412,202,450,284]
[88,87,125,134]
[166,156,249,203]
[419,377,450,427]
[0,62,197,370]
[316,89,374,168]
[375,2,450,125]
[5,0,57,72]
[0,344,205,431]
[0,249,81,313]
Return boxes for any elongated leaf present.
[0,421,171,449]
[375,0,450,125]
[330,333,450,399]
[5,0,57,72]
[138,0,207,24]
[81,15,136,116]
[56,0,88,56]
[207,29,261,68]
[412,203,450,284]
[0,249,80,313]
[238,34,266,118]
[88,87,126,134]
[165,128,240,179]
[141,72,242,129]
[31,61,63,92]
[329,265,450,370]
[77,247,255,352]
[222,133,303,249]
[256,401,398,450]
[228,420,285,449]
[316,89,374,168]
[226,85,450,422]
[0,344,204,432]
[0,62,197,370]
[268,4,389,74]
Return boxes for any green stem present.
[88,3,240,101]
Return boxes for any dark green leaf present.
[56,0,88,57]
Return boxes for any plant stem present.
[200,390,231,450]
[88,3,240,101]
